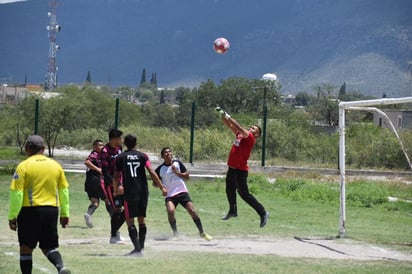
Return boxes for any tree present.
[160,89,165,104]
[309,85,339,127]
[140,68,147,85]
[295,92,312,106]
[15,122,30,155]
[150,72,157,88]
[40,96,83,157]
[86,71,92,84]
[338,82,346,99]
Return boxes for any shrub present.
[346,181,389,208]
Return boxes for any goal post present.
[338,97,412,238]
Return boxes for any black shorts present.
[17,206,59,250]
[104,184,123,209]
[124,200,147,219]
[166,192,192,208]
[85,175,106,200]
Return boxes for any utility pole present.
[408,61,412,96]
[44,0,61,90]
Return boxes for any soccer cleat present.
[260,211,269,228]
[59,267,71,274]
[110,231,126,244]
[222,212,237,220]
[125,250,143,257]
[115,231,125,241]
[84,213,93,228]
[201,232,213,241]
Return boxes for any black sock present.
[20,254,32,274]
[115,210,126,232]
[128,225,141,252]
[139,224,147,249]
[46,249,64,271]
[87,204,97,215]
[169,219,177,235]
[105,202,113,216]
[111,212,121,237]
[193,217,204,234]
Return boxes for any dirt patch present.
[56,235,412,262]
[147,235,412,261]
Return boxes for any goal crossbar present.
[338,97,412,238]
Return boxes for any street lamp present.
[261,73,278,167]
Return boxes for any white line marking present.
[3,251,54,273]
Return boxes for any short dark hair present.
[25,135,45,155]
[254,125,262,137]
[108,129,123,140]
[160,147,171,157]
[92,139,103,146]
[124,134,137,149]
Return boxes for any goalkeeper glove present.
[215,106,231,120]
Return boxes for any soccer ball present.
[213,37,230,54]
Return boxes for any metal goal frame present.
[338,97,412,238]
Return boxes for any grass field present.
[0,172,411,273]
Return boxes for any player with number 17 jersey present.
[116,150,150,202]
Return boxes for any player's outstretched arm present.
[216,107,248,137]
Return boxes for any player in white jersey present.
[155,147,212,241]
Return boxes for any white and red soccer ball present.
[213,37,230,54]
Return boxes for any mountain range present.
[0,0,411,97]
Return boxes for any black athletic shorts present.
[17,206,59,250]
[124,200,147,219]
[165,192,192,208]
[85,174,106,200]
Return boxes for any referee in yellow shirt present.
[8,135,71,274]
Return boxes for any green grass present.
[0,173,411,273]
[0,146,24,160]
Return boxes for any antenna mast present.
[44,0,61,90]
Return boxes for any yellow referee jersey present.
[9,155,69,217]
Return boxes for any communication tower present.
[44,0,61,90]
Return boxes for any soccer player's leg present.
[137,199,148,249]
[107,186,124,244]
[166,199,178,237]
[39,207,71,273]
[124,201,142,256]
[17,207,39,274]
[223,168,238,220]
[183,198,212,241]
[84,178,102,228]
[235,170,269,227]
[112,195,126,240]
[101,179,113,216]
[84,198,98,228]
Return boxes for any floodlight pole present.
[189,102,196,164]
[338,105,346,238]
[262,86,267,167]
[114,98,119,129]
[34,99,40,135]
[261,73,277,167]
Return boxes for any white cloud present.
[0,0,28,4]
